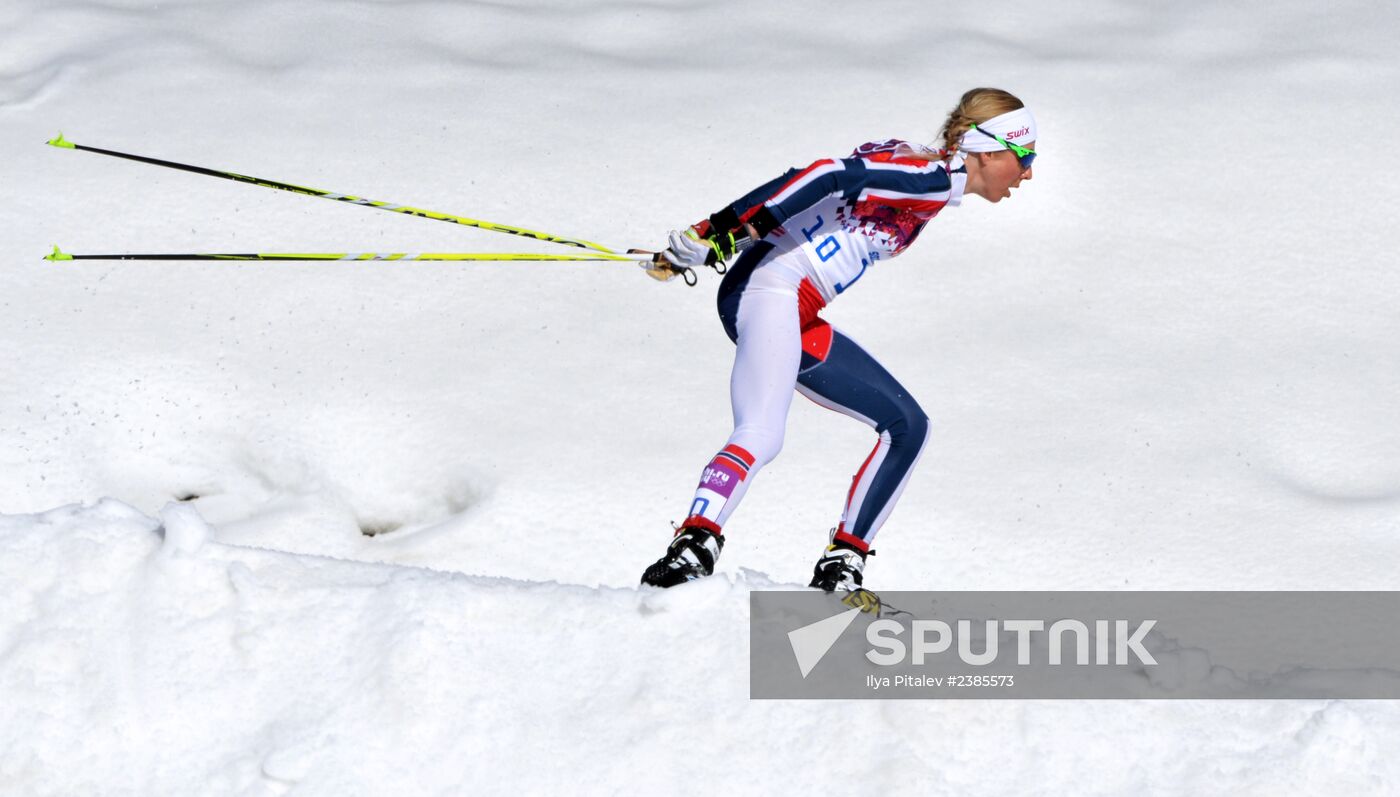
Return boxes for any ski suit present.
[680,140,968,553]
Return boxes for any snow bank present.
[0,499,755,794]
[3,502,1398,795]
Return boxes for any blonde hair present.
[938,88,1026,156]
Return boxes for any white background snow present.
[2,0,1399,793]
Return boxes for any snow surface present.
[2,0,1399,793]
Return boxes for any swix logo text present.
[1005,126,1031,140]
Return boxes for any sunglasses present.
[970,124,1036,169]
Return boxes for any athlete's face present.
[970,145,1034,203]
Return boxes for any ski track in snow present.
[3,0,1400,792]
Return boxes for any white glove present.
[662,228,714,268]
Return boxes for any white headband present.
[957,107,1037,153]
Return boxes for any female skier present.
[640,87,1038,593]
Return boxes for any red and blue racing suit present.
[680,140,968,554]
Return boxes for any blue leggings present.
[680,242,930,552]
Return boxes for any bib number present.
[800,215,841,263]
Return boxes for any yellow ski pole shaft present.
[43,246,697,285]
[46,132,630,255]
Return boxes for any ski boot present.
[810,538,881,613]
[640,522,725,587]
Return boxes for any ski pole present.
[43,246,698,285]
[45,133,630,255]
